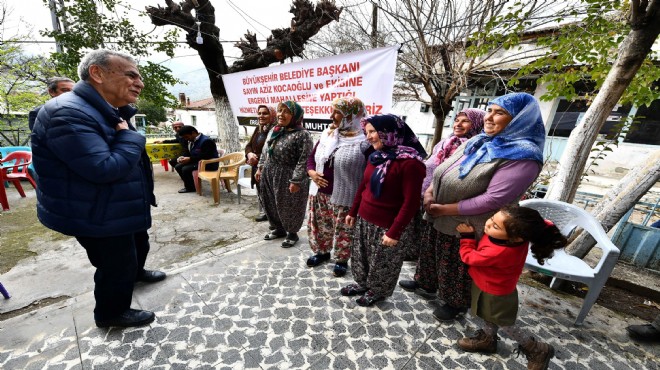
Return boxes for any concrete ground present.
[0,167,659,369]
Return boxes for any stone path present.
[1,234,658,369]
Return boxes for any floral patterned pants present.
[306,193,351,262]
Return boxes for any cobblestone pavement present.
[0,233,658,370]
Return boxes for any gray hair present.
[46,77,74,93]
[78,49,137,81]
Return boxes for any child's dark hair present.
[500,205,567,265]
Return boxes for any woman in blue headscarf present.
[341,114,427,307]
[256,101,313,248]
[423,92,546,321]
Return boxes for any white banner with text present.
[221,46,398,132]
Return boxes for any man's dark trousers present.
[175,162,197,191]
[76,231,150,320]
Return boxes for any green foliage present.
[0,41,56,145]
[136,99,167,125]
[470,0,660,107]
[40,0,181,108]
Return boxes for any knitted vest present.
[428,144,513,239]
[330,142,368,207]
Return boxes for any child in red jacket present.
[457,205,567,370]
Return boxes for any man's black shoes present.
[136,270,167,283]
[95,309,155,328]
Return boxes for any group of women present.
[246,92,546,313]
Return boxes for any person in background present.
[424,92,546,321]
[31,49,164,328]
[306,97,370,277]
[399,108,486,299]
[29,77,75,131]
[341,114,426,306]
[153,121,189,170]
[245,105,276,222]
[457,205,565,370]
[256,101,313,248]
[174,125,219,193]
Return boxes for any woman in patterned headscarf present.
[340,114,427,307]
[256,101,313,247]
[245,105,276,222]
[423,92,546,321]
[306,97,371,277]
[399,108,486,298]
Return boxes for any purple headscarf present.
[435,108,486,165]
[362,114,427,198]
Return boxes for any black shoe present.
[433,304,467,321]
[340,283,368,296]
[281,232,299,248]
[333,262,348,277]
[178,188,194,193]
[136,270,167,283]
[355,290,385,307]
[415,287,437,300]
[399,280,418,291]
[627,324,660,342]
[95,309,156,328]
[307,253,331,267]
[255,214,268,222]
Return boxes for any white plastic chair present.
[520,199,620,326]
[236,165,253,204]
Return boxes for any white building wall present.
[174,110,218,138]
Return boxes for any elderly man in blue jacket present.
[31,49,165,329]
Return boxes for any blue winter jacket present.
[31,81,156,237]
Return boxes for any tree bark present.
[145,0,341,153]
[567,149,660,258]
[546,0,660,203]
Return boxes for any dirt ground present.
[522,272,660,323]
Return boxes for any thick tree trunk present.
[567,150,660,257]
[213,98,240,153]
[546,1,660,202]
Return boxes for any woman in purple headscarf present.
[256,101,313,248]
[399,108,486,299]
[340,114,427,307]
[423,92,546,321]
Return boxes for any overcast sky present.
[6,0,303,99]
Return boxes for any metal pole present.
[48,0,63,53]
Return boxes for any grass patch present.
[0,200,66,274]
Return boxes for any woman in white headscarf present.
[306,97,370,277]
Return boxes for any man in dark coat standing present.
[174,125,219,193]
[31,49,165,328]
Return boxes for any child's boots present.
[518,337,555,370]
[457,329,497,353]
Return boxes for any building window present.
[624,100,660,145]
[548,99,631,139]
[191,115,197,126]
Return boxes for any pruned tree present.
[313,0,584,146]
[145,0,342,151]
